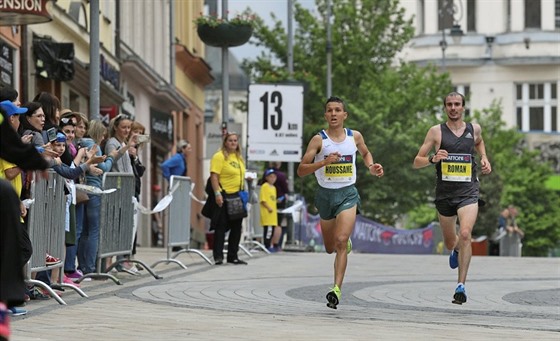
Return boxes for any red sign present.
[0,0,52,26]
[100,105,118,126]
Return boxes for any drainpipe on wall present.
[115,0,120,61]
[169,0,175,87]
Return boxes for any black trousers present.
[0,180,25,306]
[212,217,243,262]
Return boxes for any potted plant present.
[195,13,254,48]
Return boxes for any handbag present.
[224,192,248,220]
[75,189,89,204]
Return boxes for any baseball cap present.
[0,100,27,116]
[55,132,67,143]
[264,168,276,177]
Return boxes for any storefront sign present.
[100,105,118,126]
[100,54,119,90]
[0,0,52,26]
[150,109,173,143]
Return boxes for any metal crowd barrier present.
[152,175,212,269]
[83,172,160,284]
[499,233,523,257]
[25,170,87,305]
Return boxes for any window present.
[438,0,454,30]
[467,0,476,32]
[525,0,541,29]
[516,82,558,132]
[556,0,560,28]
[417,0,425,35]
[529,107,544,130]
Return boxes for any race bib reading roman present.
[324,154,354,182]
[441,153,472,182]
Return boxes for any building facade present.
[1,0,212,247]
[399,0,559,153]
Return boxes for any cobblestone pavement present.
[11,247,560,341]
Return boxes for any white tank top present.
[313,128,357,189]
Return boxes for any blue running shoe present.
[8,307,27,316]
[452,284,467,305]
[449,249,459,269]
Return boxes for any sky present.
[216,0,318,62]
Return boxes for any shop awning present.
[0,0,52,26]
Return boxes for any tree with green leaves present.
[470,102,560,257]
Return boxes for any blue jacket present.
[160,153,186,181]
[81,137,114,189]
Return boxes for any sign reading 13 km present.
[247,84,304,162]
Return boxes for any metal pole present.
[287,0,294,75]
[287,0,294,194]
[89,0,100,120]
[326,0,332,97]
[221,0,229,135]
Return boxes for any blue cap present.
[55,132,67,143]
[0,100,27,116]
[264,168,275,177]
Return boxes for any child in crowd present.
[49,132,104,287]
[259,168,280,252]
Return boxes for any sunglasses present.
[60,117,76,125]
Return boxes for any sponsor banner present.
[295,209,434,254]
[351,216,434,254]
[247,143,301,162]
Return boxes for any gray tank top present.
[435,123,479,199]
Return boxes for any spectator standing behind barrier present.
[105,114,138,272]
[129,121,146,259]
[18,102,56,158]
[206,132,249,265]
[413,91,492,305]
[160,139,191,183]
[489,208,510,256]
[49,132,104,287]
[34,92,73,165]
[0,101,34,314]
[259,168,280,252]
[33,91,61,133]
[78,120,118,276]
[267,161,289,249]
[506,205,524,239]
[64,112,90,282]
[297,96,384,310]
[0,103,49,339]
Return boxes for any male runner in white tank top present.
[297,96,384,309]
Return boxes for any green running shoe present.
[347,238,352,254]
[326,285,341,309]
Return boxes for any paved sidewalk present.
[10,247,560,341]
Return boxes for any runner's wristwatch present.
[428,155,436,164]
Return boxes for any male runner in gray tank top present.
[413,92,492,304]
